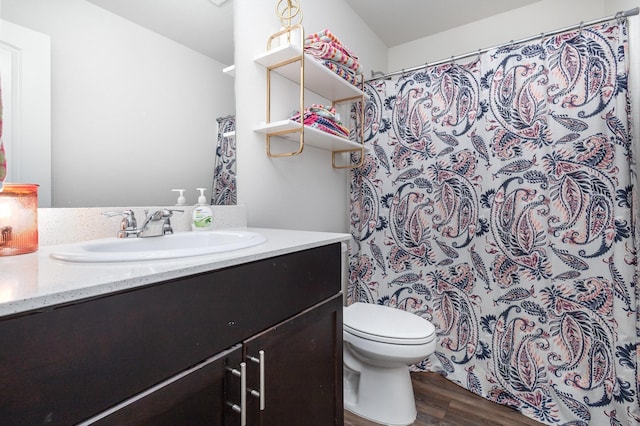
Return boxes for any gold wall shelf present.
[253,25,365,169]
[255,119,364,151]
[254,44,365,100]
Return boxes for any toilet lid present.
[344,302,436,345]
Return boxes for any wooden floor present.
[344,372,543,426]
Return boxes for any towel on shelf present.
[322,61,362,86]
[304,41,362,74]
[305,29,358,61]
[307,116,350,138]
[289,104,350,138]
[304,29,363,86]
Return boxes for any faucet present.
[102,208,183,238]
[138,208,183,237]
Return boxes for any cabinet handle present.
[226,362,247,426]
[248,350,266,410]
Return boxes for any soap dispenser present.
[191,188,213,231]
[172,189,187,206]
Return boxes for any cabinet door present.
[86,345,244,426]
[244,294,343,426]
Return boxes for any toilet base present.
[344,363,417,426]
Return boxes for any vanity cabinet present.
[0,243,343,425]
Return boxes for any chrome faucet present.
[138,208,183,237]
[103,208,183,238]
[102,209,139,238]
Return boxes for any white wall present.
[388,0,638,71]
[606,0,640,14]
[234,0,387,233]
[389,0,603,69]
[2,0,235,207]
[0,19,51,206]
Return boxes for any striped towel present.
[304,28,363,86]
[322,61,362,86]
[304,41,362,74]
[290,105,350,138]
[305,29,358,60]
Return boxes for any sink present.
[50,230,267,263]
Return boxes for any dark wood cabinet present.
[91,345,243,425]
[0,243,343,425]
[245,295,343,426]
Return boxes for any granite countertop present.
[0,228,350,317]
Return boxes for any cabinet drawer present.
[0,243,341,424]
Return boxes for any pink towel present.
[290,104,350,138]
[305,29,358,59]
[304,28,363,79]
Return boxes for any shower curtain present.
[348,20,638,425]
[211,115,236,205]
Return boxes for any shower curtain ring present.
[615,11,624,24]
[578,21,584,36]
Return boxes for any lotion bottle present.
[172,189,187,206]
[191,188,213,231]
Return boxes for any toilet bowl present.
[343,302,436,426]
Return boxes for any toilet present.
[343,302,436,426]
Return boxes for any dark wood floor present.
[344,372,543,426]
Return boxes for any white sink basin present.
[50,230,267,263]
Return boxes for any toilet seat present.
[344,303,436,345]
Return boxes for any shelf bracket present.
[265,24,306,158]
[266,126,304,157]
[332,147,364,169]
[330,88,366,170]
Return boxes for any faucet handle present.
[163,208,184,216]
[102,209,138,238]
[159,209,184,235]
[103,209,137,225]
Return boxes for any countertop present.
[0,228,350,317]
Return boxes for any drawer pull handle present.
[248,350,266,410]
[226,362,247,426]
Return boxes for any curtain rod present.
[368,7,639,82]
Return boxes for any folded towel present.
[322,61,362,86]
[303,28,363,84]
[290,104,350,138]
[305,29,358,60]
[304,42,362,74]
[308,104,340,121]
[306,114,350,138]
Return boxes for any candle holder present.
[0,184,39,256]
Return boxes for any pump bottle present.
[191,188,213,231]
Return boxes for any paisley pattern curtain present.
[211,115,236,205]
[348,20,638,425]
